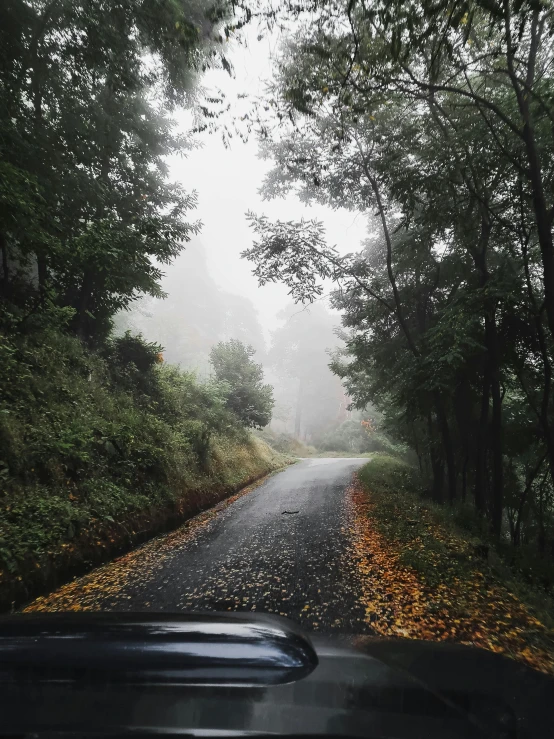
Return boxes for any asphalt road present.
[28,458,372,633]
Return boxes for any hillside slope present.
[0,321,287,610]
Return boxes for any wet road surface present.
[26,458,372,633]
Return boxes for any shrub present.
[357,454,425,497]
[254,428,316,457]
[315,418,406,456]
[210,339,274,428]
[0,321,283,589]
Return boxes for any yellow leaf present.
[175,21,180,29]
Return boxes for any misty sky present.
[167,26,369,333]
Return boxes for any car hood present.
[0,612,551,739]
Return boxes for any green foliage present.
[358,455,426,498]
[210,339,274,428]
[109,331,163,374]
[0,0,234,340]
[0,319,282,587]
[254,427,316,457]
[358,457,486,587]
[244,0,554,566]
[357,456,554,611]
[315,416,405,456]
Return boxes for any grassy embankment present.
[0,324,289,611]
[255,428,378,458]
[353,454,554,674]
[254,428,317,457]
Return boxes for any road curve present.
[27,458,372,633]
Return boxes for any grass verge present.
[1,435,290,612]
[353,454,554,674]
[23,463,286,613]
[313,451,374,459]
[0,324,292,611]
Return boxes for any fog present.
[121,27,369,442]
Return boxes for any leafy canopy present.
[210,339,274,428]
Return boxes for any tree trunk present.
[412,425,423,474]
[508,508,516,547]
[434,391,456,503]
[486,314,504,537]
[513,505,523,548]
[294,378,303,438]
[427,411,444,502]
[514,455,546,548]
[0,232,8,294]
[537,352,554,493]
[454,380,471,506]
[471,214,493,517]
[461,455,468,503]
[520,234,554,493]
[521,127,554,342]
[538,472,548,558]
[504,6,554,341]
[431,455,445,503]
[423,452,430,479]
[474,366,489,515]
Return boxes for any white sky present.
[167,27,368,332]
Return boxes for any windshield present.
[1,1,554,734]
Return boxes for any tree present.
[268,302,344,441]
[0,0,233,339]
[240,0,554,345]
[241,0,554,547]
[210,339,274,428]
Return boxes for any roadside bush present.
[357,454,425,497]
[254,428,316,457]
[0,320,285,596]
[210,339,274,428]
[102,331,163,397]
[315,418,406,456]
